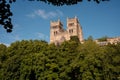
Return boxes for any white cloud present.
[35,9,48,19]
[27,9,63,19]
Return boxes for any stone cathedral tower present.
[50,16,83,45]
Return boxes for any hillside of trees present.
[0,38,120,80]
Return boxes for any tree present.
[0,44,7,62]
[70,36,80,43]
[35,0,109,6]
[0,44,7,79]
[0,0,109,32]
[0,0,16,32]
[87,35,94,41]
[103,43,120,80]
[0,40,48,80]
[0,39,120,79]
[98,36,108,42]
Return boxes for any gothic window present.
[54,31,58,35]
[69,29,73,34]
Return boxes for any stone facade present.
[50,16,84,44]
[95,37,120,46]
[107,37,120,44]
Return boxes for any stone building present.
[50,16,84,45]
[95,37,120,46]
[107,37,120,44]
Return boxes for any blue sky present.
[0,0,120,46]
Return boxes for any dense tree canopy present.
[0,38,120,80]
[98,36,108,42]
[0,0,109,32]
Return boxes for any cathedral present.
[50,16,84,45]
[50,16,120,45]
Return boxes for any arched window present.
[54,31,58,35]
[69,29,73,33]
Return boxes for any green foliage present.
[87,35,94,41]
[0,40,120,80]
[0,0,16,32]
[70,36,80,43]
[98,36,108,42]
[0,44,7,62]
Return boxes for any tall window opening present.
[69,29,73,34]
[54,31,58,35]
